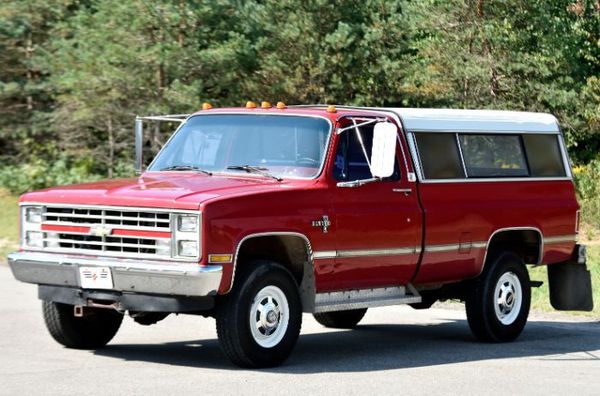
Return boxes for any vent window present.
[414,133,465,179]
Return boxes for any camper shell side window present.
[413,131,567,181]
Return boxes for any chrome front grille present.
[38,206,174,260]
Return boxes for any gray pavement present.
[0,265,599,395]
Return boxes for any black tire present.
[465,252,531,342]
[42,301,123,349]
[216,261,302,368]
[409,297,436,310]
[313,308,367,329]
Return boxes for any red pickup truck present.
[9,103,592,367]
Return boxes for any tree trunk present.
[25,33,33,111]
[107,117,114,178]
[178,0,186,47]
[476,0,499,99]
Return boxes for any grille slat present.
[43,213,170,228]
[42,221,171,233]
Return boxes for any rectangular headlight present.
[178,240,198,257]
[26,231,44,248]
[178,215,198,232]
[172,212,201,260]
[25,207,43,223]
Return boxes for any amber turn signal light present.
[246,101,257,109]
[261,101,272,109]
[201,102,212,110]
[327,105,337,113]
[276,102,286,109]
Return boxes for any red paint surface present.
[111,229,172,239]
[20,107,580,295]
[41,224,91,234]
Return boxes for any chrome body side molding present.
[544,235,577,244]
[313,246,420,260]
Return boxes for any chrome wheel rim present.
[494,272,522,325]
[249,285,289,348]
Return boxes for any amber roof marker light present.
[327,105,337,113]
[261,101,272,109]
[201,102,212,110]
[276,102,287,109]
[246,101,257,109]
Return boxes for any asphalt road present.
[1,265,599,395]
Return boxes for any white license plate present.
[79,267,113,289]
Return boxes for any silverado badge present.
[311,215,331,233]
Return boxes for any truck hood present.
[20,172,288,210]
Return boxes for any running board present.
[313,285,421,313]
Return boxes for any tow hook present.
[73,305,84,317]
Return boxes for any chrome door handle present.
[393,188,412,195]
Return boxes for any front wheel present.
[42,301,123,349]
[216,261,302,368]
[465,252,531,342]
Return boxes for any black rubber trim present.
[38,285,215,312]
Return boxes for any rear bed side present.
[413,180,578,285]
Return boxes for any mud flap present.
[548,245,593,311]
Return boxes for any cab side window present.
[333,125,400,182]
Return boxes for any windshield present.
[148,114,331,179]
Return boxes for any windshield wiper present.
[160,165,212,175]
[226,165,282,181]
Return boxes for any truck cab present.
[8,103,593,367]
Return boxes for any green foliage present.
[574,159,600,232]
[0,157,135,195]
[0,0,598,193]
[0,190,18,260]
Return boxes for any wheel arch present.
[480,227,543,275]
[228,232,316,311]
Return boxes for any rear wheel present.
[216,261,302,368]
[465,252,531,342]
[313,308,367,329]
[42,301,123,349]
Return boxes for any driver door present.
[330,117,421,290]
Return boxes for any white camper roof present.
[388,108,560,134]
[296,105,561,134]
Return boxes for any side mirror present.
[370,122,397,178]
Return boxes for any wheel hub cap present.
[249,285,289,348]
[494,272,523,325]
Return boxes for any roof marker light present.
[201,102,212,110]
[261,101,272,109]
[246,101,257,109]
[327,105,337,113]
[276,102,287,109]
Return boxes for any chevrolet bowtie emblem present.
[311,215,331,233]
[90,225,112,237]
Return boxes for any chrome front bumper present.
[8,252,222,297]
